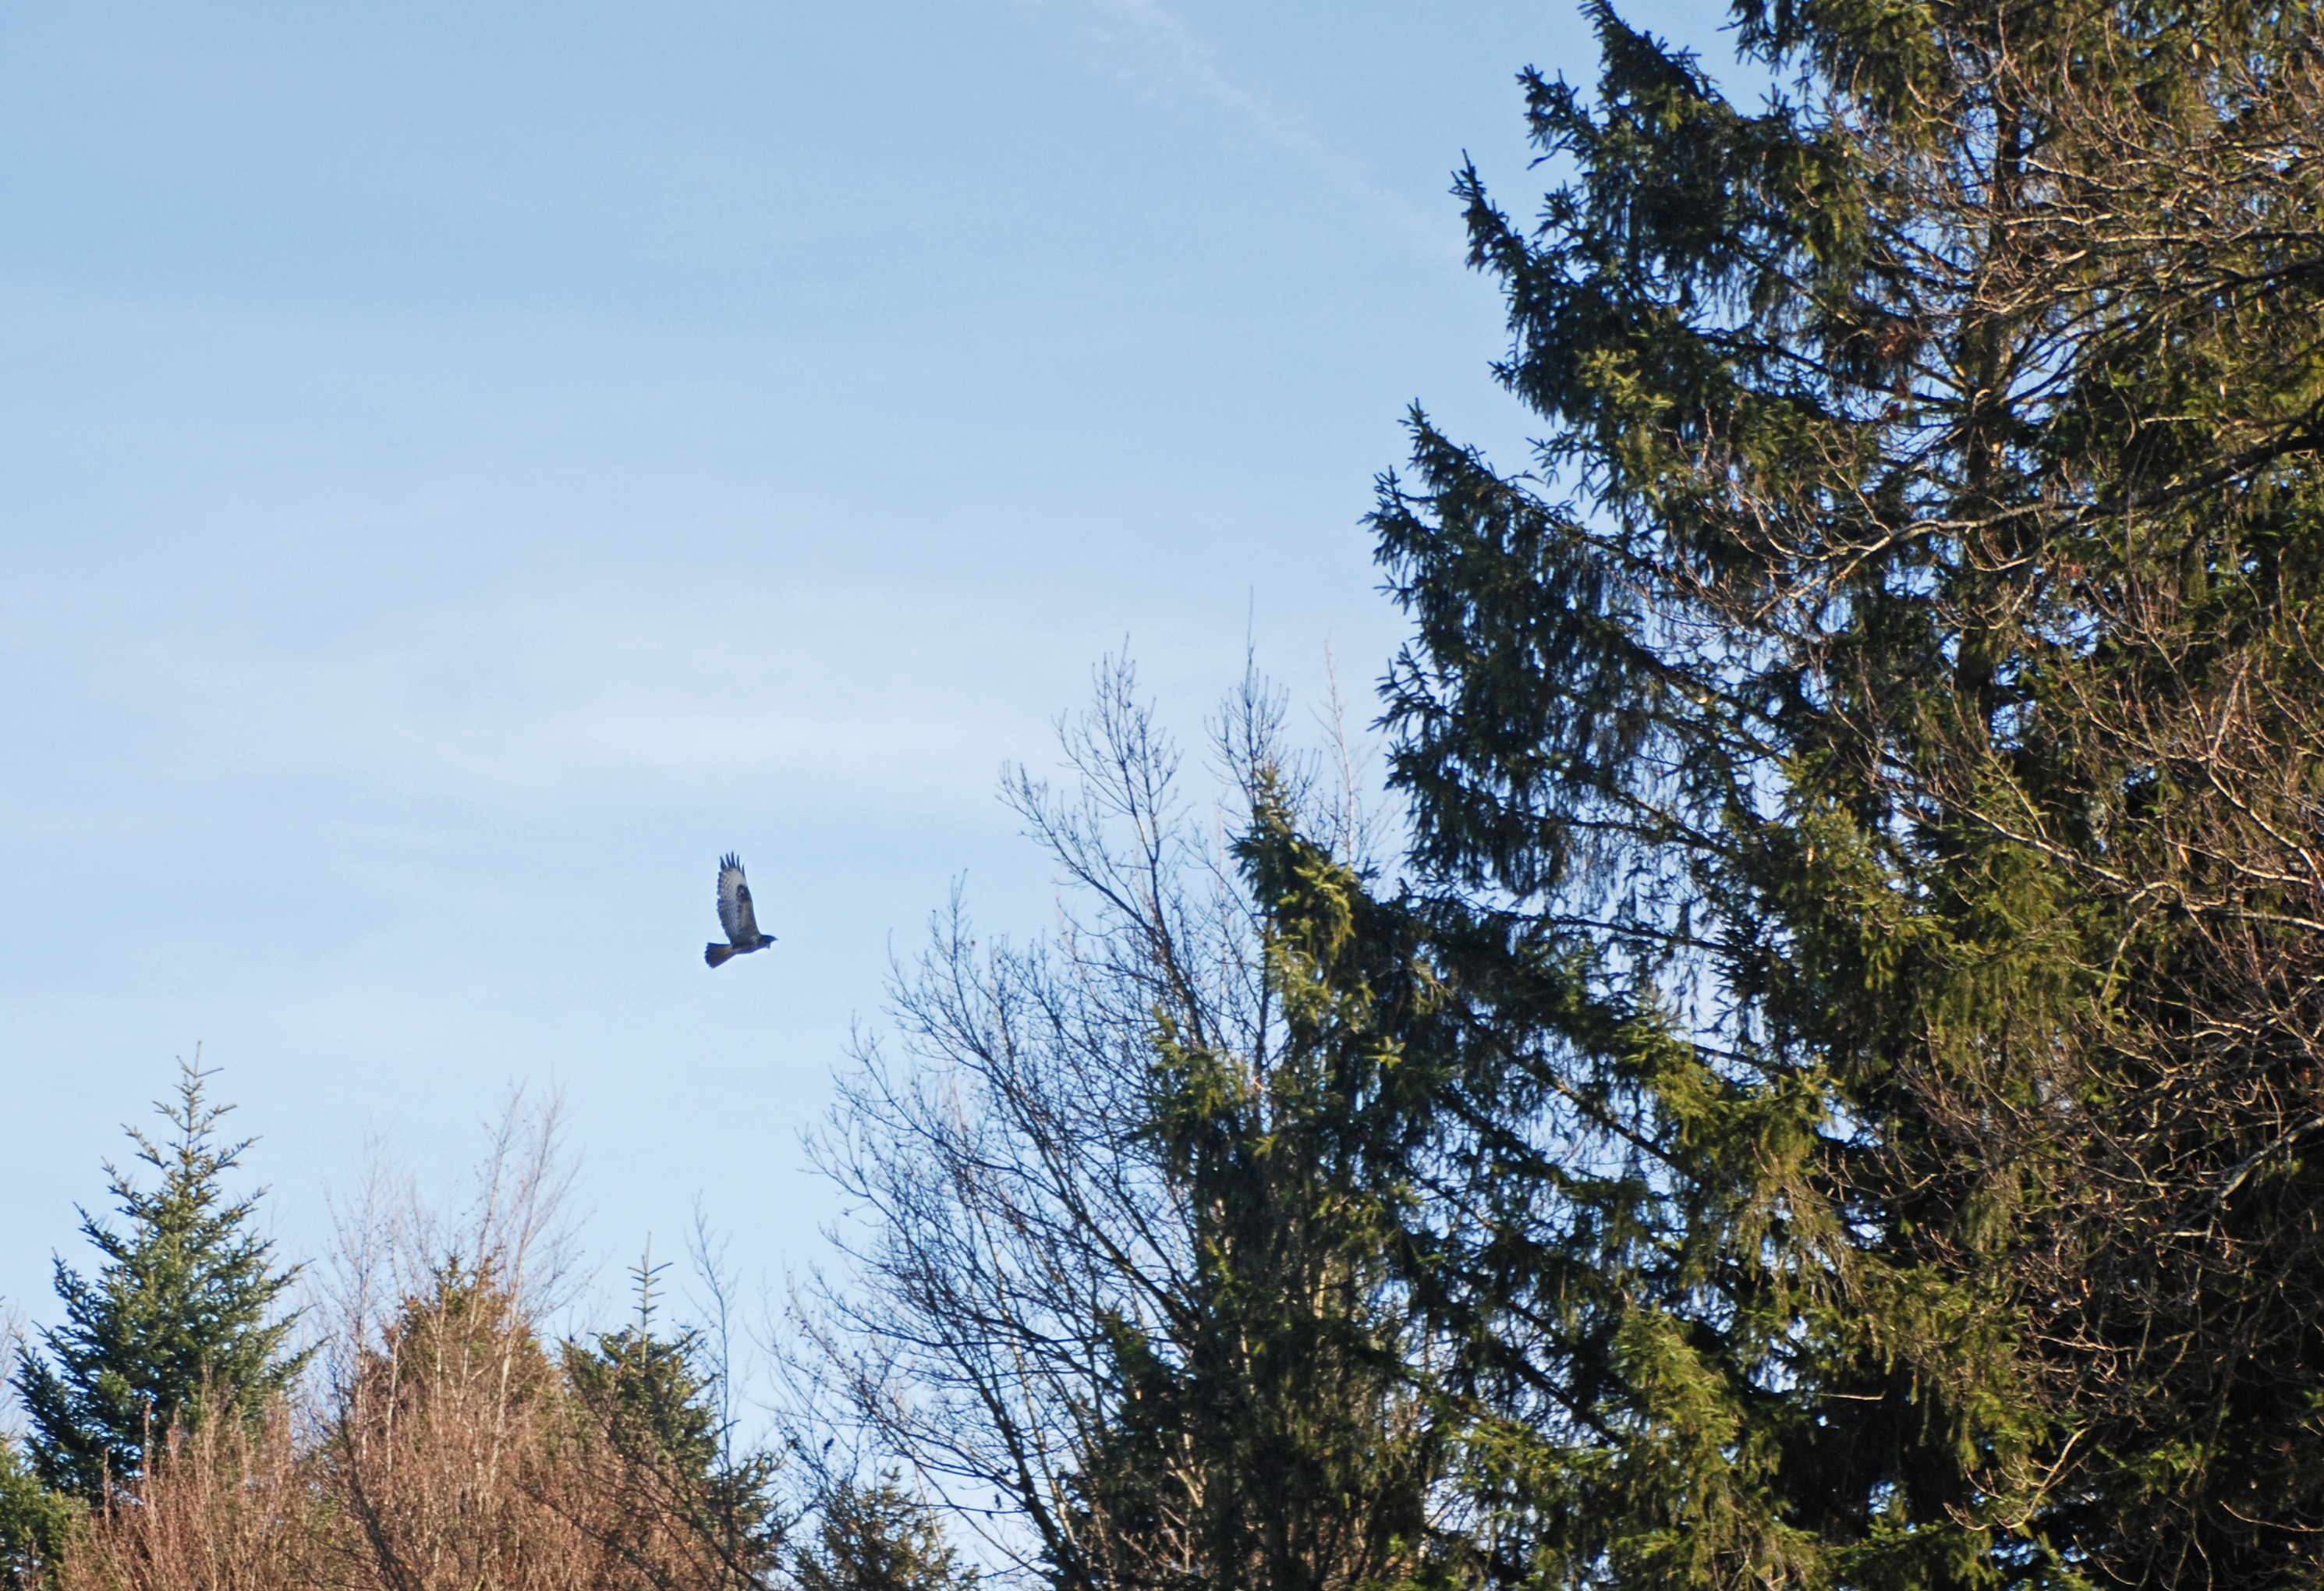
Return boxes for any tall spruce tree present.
[12,1060,306,1501]
[1367,1,2324,1586]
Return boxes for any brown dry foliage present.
[320,1267,581,1591]
[49,1094,778,1591]
[52,1273,773,1591]
[54,1409,314,1591]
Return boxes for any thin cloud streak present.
[1022,0,1461,258]
[1,577,1047,798]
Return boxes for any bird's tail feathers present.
[706,942,737,969]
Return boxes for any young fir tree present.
[562,1249,786,1586]
[1366,1,2324,1585]
[795,1473,977,1591]
[0,1436,75,1589]
[1,1307,71,1587]
[12,1060,306,1502]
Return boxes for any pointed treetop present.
[11,1054,308,1500]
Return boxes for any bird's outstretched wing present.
[717,852,760,942]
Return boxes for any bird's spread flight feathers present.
[717,852,760,943]
[707,852,776,967]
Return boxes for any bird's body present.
[706,852,774,967]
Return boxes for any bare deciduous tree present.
[797,661,1446,1591]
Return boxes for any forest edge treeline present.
[9,0,2324,1585]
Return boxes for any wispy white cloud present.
[1019,0,1458,257]
[2,570,1047,803]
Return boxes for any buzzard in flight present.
[706,852,775,968]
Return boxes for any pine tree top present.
[12,1057,309,1500]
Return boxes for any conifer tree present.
[1057,778,1444,1591]
[1367,1,2324,1584]
[12,1060,306,1501]
[0,1307,72,1586]
[808,667,1447,1591]
[795,1473,977,1591]
[0,1434,74,1588]
[563,1249,786,1584]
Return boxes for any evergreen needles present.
[12,1058,306,1503]
[1366,1,2324,1583]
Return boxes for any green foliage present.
[0,1435,79,1590]
[562,1252,785,1580]
[1367,0,2324,1584]
[809,671,1456,1591]
[1065,774,1449,1591]
[796,1474,976,1591]
[11,1059,307,1503]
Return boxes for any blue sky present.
[1,0,1746,1363]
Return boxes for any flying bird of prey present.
[705,852,775,968]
